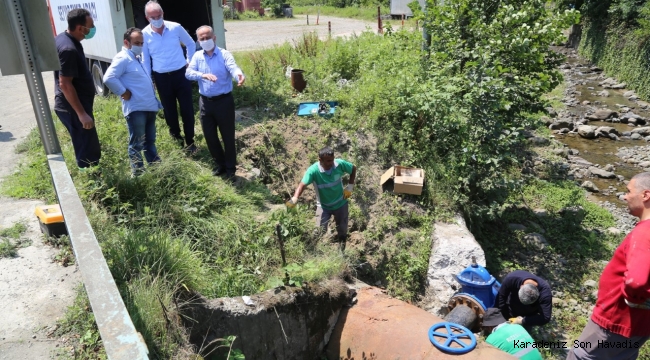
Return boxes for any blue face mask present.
[150,18,164,29]
[130,45,143,56]
[84,26,96,40]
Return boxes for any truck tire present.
[91,61,109,97]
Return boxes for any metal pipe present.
[445,305,478,330]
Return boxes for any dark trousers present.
[315,202,349,241]
[567,319,650,360]
[199,94,236,171]
[55,110,101,168]
[152,67,195,146]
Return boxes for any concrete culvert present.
[181,278,353,359]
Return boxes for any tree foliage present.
[556,0,650,29]
[372,0,579,203]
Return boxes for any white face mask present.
[199,38,215,51]
[130,45,143,56]
[150,17,164,29]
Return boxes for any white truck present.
[46,0,227,96]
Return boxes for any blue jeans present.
[125,111,160,174]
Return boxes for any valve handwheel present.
[428,321,477,354]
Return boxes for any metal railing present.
[1,0,148,358]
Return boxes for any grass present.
[0,221,28,239]
[542,81,567,112]
[4,25,634,359]
[1,90,350,357]
[468,177,635,359]
[0,221,30,258]
[54,286,107,359]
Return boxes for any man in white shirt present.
[142,0,197,154]
[186,25,244,181]
[103,27,163,176]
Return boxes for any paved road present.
[0,71,81,360]
[224,15,374,52]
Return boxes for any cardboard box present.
[380,165,425,195]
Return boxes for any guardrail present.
[1,0,149,358]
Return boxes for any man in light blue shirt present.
[142,0,197,153]
[186,25,244,181]
[103,27,162,176]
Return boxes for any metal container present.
[290,68,306,92]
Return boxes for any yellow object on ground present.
[34,204,63,224]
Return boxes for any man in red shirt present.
[567,172,650,360]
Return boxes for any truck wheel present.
[91,61,109,97]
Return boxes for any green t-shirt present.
[486,323,543,360]
[301,159,354,211]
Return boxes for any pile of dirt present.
[235,115,430,291]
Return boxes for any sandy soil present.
[224,15,375,52]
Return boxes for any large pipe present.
[445,305,478,330]
[325,286,515,359]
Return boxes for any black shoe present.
[212,166,226,176]
[225,171,236,183]
[185,143,199,155]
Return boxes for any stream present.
[549,47,650,226]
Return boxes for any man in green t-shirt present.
[482,308,543,360]
[286,147,357,244]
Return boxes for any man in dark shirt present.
[495,270,553,331]
[54,8,101,169]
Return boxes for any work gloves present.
[343,184,354,199]
[509,317,524,325]
[285,196,298,208]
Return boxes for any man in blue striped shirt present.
[142,1,197,153]
[186,25,245,181]
[103,27,163,176]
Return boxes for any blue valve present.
[428,321,477,354]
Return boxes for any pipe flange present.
[447,293,487,327]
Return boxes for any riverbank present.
[504,45,650,359]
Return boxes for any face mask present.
[199,39,215,51]
[150,18,164,29]
[84,26,96,40]
[130,45,143,56]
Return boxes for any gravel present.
[225,16,375,52]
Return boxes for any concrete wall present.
[181,279,352,359]
[423,214,487,316]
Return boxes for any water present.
[552,50,650,205]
